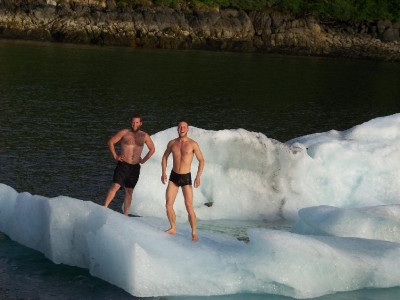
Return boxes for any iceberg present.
[133,114,400,221]
[2,114,400,298]
[2,184,400,298]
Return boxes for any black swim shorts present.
[113,161,141,188]
[169,170,192,187]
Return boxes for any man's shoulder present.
[138,130,149,136]
[118,128,130,135]
[167,138,183,147]
[188,138,199,145]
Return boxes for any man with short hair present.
[161,121,205,241]
[104,114,155,215]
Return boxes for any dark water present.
[1,39,400,299]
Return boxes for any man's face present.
[131,118,142,132]
[178,122,189,137]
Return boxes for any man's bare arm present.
[140,134,155,164]
[193,142,205,188]
[107,130,127,161]
[161,140,174,184]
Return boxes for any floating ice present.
[134,114,400,221]
[135,127,306,221]
[1,183,400,298]
[291,205,400,243]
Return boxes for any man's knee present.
[186,205,195,215]
[166,202,174,210]
[185,200,194,210]
[110,183,121,191]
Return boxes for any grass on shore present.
[115,0,400,22]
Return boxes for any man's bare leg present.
[182,185,198,241]
[123,188,134,216]
[165,181,178,234]
[104,183,121,208]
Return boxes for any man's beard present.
[132,126,141,132]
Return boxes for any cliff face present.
[1,0,400,61]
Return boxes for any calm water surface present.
[1,39,400,299]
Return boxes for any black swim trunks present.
[169,170,192,187]
[113,161,141,189]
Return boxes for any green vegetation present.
[114,0,400,22]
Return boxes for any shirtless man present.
[104,114,155,215]
[161,121,205,241]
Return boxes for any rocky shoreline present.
[1,0,400,61]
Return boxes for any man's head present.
[178,121,189,138]
[131,114,142,132]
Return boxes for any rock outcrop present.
[1,0,399,61]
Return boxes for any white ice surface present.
[1,184,400,298]
[134,114,400,221]
[291,205,400,243]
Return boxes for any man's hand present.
[161,173,168,184]
[116,155,124,162]
[194,176,200,188]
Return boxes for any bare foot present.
[192,234,199,242]
[165,228,176,235]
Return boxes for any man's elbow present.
[107,138,115,146]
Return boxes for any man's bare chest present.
[172,142,193,156]
[122,133,145,147]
